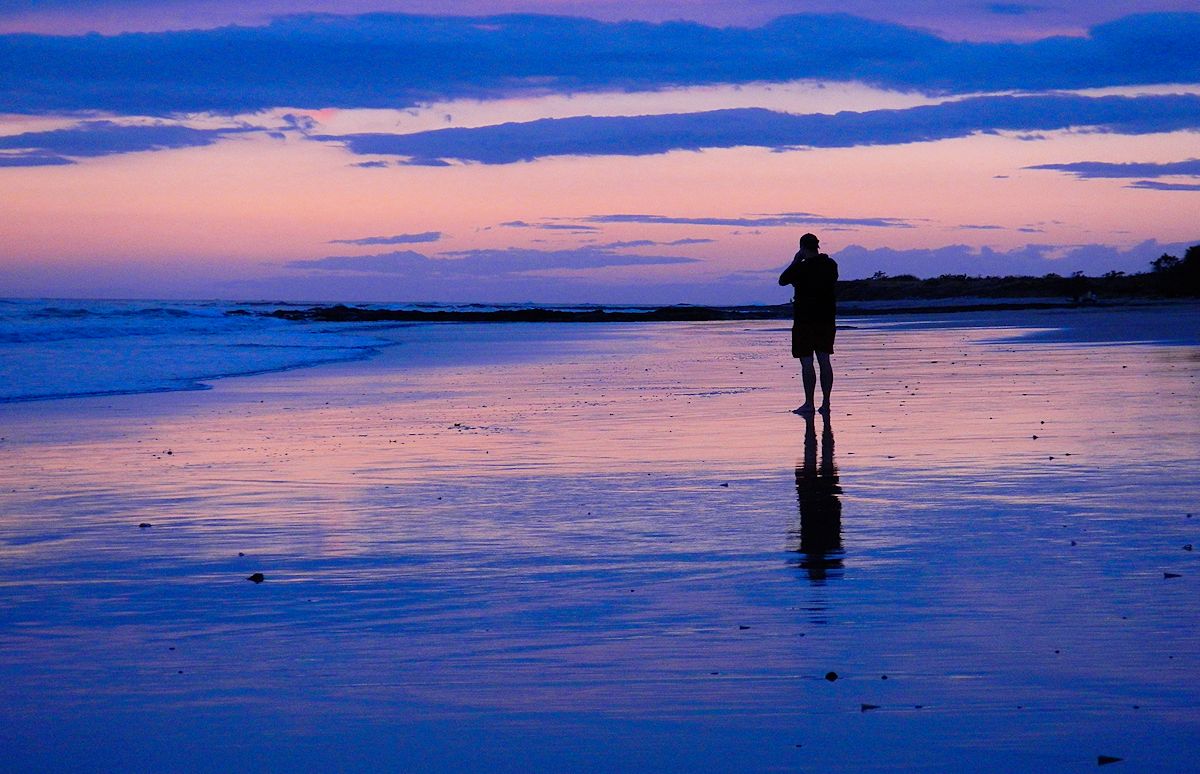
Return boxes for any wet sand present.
[1,305,1198,771]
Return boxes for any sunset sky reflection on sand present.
[1,306,1198,771]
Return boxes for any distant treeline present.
[842,244,1200,301]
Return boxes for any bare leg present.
[794,355,816,414]
[816,351,833,413]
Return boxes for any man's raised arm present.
[779,257,801,286]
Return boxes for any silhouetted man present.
[779,233,838,415]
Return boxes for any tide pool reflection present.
[790,413,844,584]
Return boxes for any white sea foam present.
[0,298,390,402]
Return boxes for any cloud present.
[0,120,252,163]
[316,94,1200,164]
[0,152,74,167]
[500,220,600,232]
[1026,158,1200,178]
[1126,180,1200,191]
[328,231,443,245]
[286,246,700,276]
[397,157,452,167]
[3,13,1200,114]
[831,238,1199,278]
[583,212,913,228]
[987,3,1042,15]
[600,238,716,248]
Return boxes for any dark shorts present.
[792,321,836,357]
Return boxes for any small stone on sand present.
[138,523,151,528]
[739,625,750,630]
[1163,572,1181,579]
[825,671,838,682]
[247,572,265,583]
[1184,544,1193,551]
[860,703,880,712]
[1097,755,1122,766]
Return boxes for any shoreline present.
[5,302,1196,406]
[259,296,1196,323]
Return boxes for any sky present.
[1,1,1198,303]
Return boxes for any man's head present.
[799,233,820,256]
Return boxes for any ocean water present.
[0,298,669,403]
[0,298,399,402]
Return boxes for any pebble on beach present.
[138,523,151,528]
[825,671,838,682]
[1097,755,1123,766]
[247,572,265,583]
[860,704,880,712]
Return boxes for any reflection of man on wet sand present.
[779,232,838,416]
[792,413,843,583]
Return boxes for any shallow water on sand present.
[1,308,1198,772]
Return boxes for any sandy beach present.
[2,304,1198,772]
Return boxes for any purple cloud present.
[2,13,1199,114]
[987,3,1043,15]
[500,221,601,232]
[1126,180,1200,191]
[0,120,253,164]
[286,246,700,276]
[0,152,74,166]
[583,212,913,229]
[1027,158,1200,178]
[600,238,716,248]
[316,94,1200,165]
[329,232,443,246]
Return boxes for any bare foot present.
[792,403,815,415]
[817,404,830,415]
